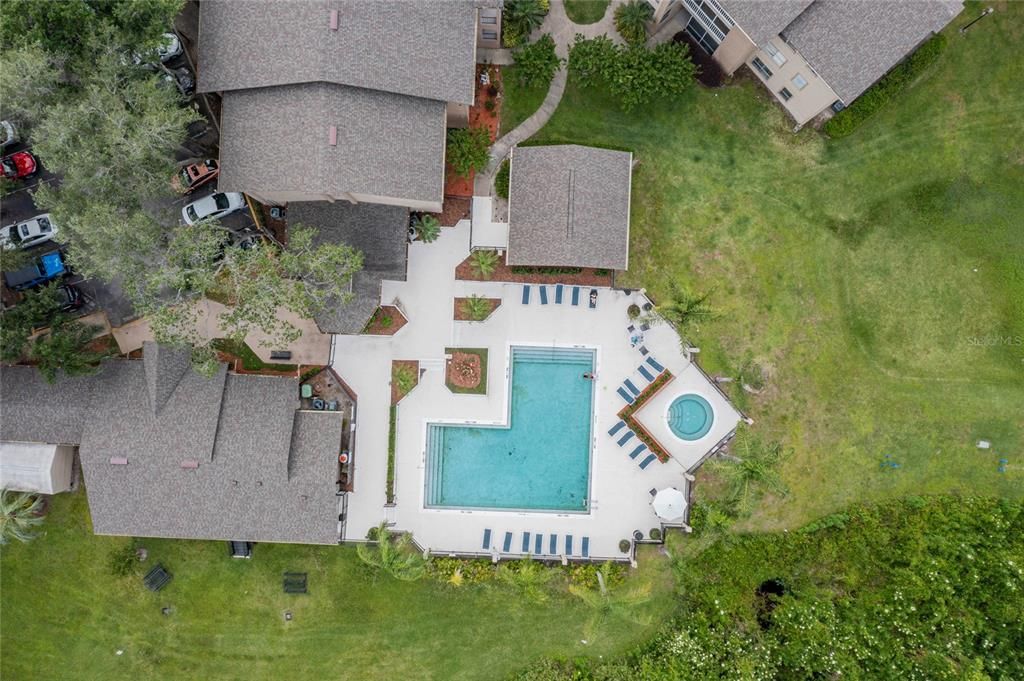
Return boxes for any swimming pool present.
[425,346,595,511]
[667,393,714,441]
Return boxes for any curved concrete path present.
[474,0,625,195]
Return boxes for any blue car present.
[3,250,69,290]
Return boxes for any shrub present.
[594,268,610,276]
[508,265,582,275]
[414,214,440,243]
[824,33,946,138]
[565,561,626,589]
[484,98,496,112]
[446,126,492,178]
[495,158,511,199]
[649,527,662,541]
[460,295,492,321]
[0,490,44,545]
[614,0,653,46]
[618,539,631,553]
[503,0,548,47]
[627,303,641,319]
[469,249,501,279]
[386,406,396,503]
[429,557,496,585]
[512,34,561,88]
[487,83,500,98]
[393,364,417,396]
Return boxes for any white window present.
[482,30,497,40]
[764,42,786,66]
[751,57,773,80]
[792,73,808,90]
[778,87,793,102]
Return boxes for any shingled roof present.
[782,0,963,103]
[217,82,445,205]
[197,0,479,105]
[718,0,813,47]
[507,145,633,271]
[287,201,409,334]
[0,366,97,445]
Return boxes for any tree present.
[652,284,714,335]
[468,249,500,279]
[32,319,110,383]
[413,214,440,243]
[356,522,426,581]
[706,430,788,516]
[512,34,561,88]
[502,0,548,46]
[446,126,492,179]
[460,295,492,321]
[614,0,653,46]
[0,44,64,133]
[568,561,652,636]
[496,558,554,603]
[0,490,45,545]
[0,284,62,362]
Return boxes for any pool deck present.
[332,221,743,561]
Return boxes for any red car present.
[1,150,37,180]
[172,159,219,194]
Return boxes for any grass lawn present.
[500,65,550,136]
[522,1,1023,529]
[564,0,610,24]
[0,492,676,680]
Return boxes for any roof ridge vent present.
[566,169,576,238]
[328,125,337,146]
[109,457,128,465]
[180,459,199,470]
[329,9,339,31]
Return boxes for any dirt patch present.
[363,305,407,336]
[453,297,501,321]
[391,359,419,405]
[672,32,725,88]
[447,351,482,389]
[455,252,615,286]
[429,196,472,226]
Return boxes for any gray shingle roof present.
[287,201,409,334]
[143,341,192,416]
[782,0,963,103]
[719,0,814,47]
[507,145,633,270]
[0,366,97,445]
[217,83,445,205]
[197,0,479,105]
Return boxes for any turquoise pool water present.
[425,347,595,511]
[667,394,714,441]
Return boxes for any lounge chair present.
[565,535,574,556]
[638,345,649,356]
[608,420,626,437]
[639,453,657,469]
[589,289,598,309]
[555,284,564,304]
[522,532,531,553]
[522,285,531,304]
[617,430,635,447]
[535,534,543,554]
[629,443,647,460]
[624,379,640,396]
[581,537,590,558]
[637,364,655,382]
[627,324,636,333]
[503,531,513,552]
[646,356,665,372]
[539,286,549,305]
[482,528,492,550]
[616,387,634,404]
[571,286,581,306]
[549,534,557,555]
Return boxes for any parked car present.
[156,32,182,62]
[0,214,57,250]
[2,249,69,291]
[172,159,219,194]
[161,65,194,96]
[182,192,246,225]
[1,150,37,180]
[57,283,83,311]
[0,121,15,149]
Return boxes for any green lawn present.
[500,65,550,136]
[522,1,1023,529]
[564,0,610,24]
[0,493,675,680]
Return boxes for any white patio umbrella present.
[651,487,687,521]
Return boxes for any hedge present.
[824,33,947,138]
[495,159,510,199]
[509,265,583,275]
[386,405,397,504]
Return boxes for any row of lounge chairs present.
[482,528,591,558]
[608,420,658,470]
[521,285,598,309]
[616,355,665,405]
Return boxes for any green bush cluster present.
[563,561,626,590]
[495,159,511,199]
[509,266,583,275]
[825,34,947,138]
[386,405,396,503]
[512,34,561,88]
[445,126,492,178]
[428,557,496,584]
[569,36,696,112]
[502,0,549,47]
[614,0,653,46]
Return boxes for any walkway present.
[474,0,626,195]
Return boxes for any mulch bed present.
[673,32,725,88]
[258,204,288,245]
[445,348,488,394]
[455,253,615,286]
[442,65,503,198]
[428,196,472,226]
[391,359,419,405]
[363,305,407,335]
[453,297,501,321]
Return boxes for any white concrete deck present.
[332,221,742,561]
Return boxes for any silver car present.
[0,213,58,250]
[181,192,246,225]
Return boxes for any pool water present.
[425,347,594,511]
[667,394,714,441]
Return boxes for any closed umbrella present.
[652,487,686,521]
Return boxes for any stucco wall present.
[712,27,756,75]
[745,38,840,126]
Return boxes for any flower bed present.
[617,370,674,463]
[455,252,614,285]
[445,347,488,395]
[391,360,419,405]
[453,297,501,321]
[364,305,407,336]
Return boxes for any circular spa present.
[666,394,714,441]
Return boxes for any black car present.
[57,284,83,311]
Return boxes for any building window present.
[483,30,497,40]
[684,16,720,54]
[751,57,773,80]
[481,15,497,24]
[778,87,793,102]
[764,42,786,66]
[792,73,808,90]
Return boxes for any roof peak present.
[143,342,194,417]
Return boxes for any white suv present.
[0,214,58,250]
[182,192,246,225]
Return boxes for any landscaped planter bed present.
[455,252,614,286]
[391,360,419,405]
[364,305,408,336]
[617,370,675,462]
[445,348,488,395]
[453,297,501,321]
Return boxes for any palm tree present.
[469,249,500,279]
[707,432,788,516]
[652,284,714,335]
[614,0,654,46]
[497,558,554,603]
[414,214,441,243]
[504,0,547,41]
[356,521,426,581]
[0,490,45,545]
[460,295,492,321]
[569,562,652,635]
